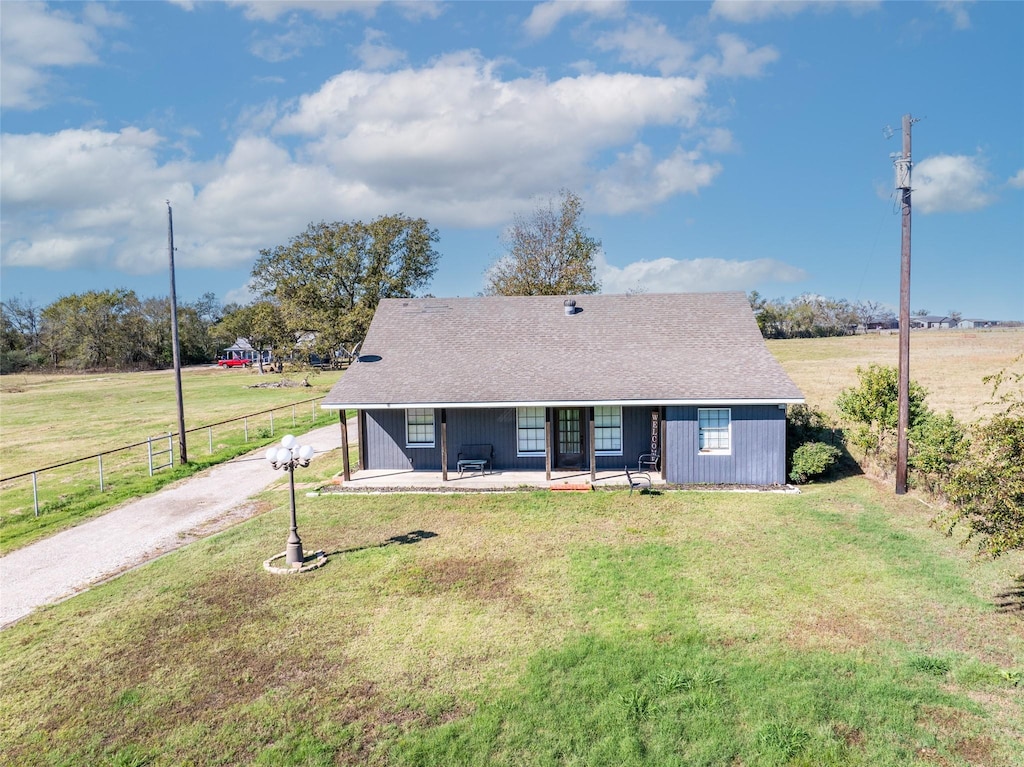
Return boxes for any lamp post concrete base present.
[263,550,328,575]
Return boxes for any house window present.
[406,408,435,448]
[698,408,731,454]
[593,405,622,455]
[517,407,546,455]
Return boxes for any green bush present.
[835,364,929,459]
[789,441,841,484]
[943,413,1024,556]
[909,410,970,494]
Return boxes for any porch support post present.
[589,406,596,483]
[357,409,367,472]
[440,408,448,482]
[545,407,552,481]
[660,407,667,481]
[340,410,351,482]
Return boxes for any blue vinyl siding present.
[366,406,659,472]
[364,404,787,484]
[665,405,786,485]
[364,409,441,470]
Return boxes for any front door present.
[555,408,584,469]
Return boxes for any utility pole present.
[894,115,915,495]
[167,201,188,465]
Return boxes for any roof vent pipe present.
[563,299,577,316]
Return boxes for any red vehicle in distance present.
[217,357,252,368]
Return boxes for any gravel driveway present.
[0,422,348,628]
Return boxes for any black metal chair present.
[638,451,659,472]
[625,466,652,495]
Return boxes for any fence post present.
[99,454,104,493]
[32,471,39,518]
[292,405,296,427]
[244,417,248,443]
[168,433,174,468]
[148,436,154,476]
[312,400,316,423]
[208,426,213,454]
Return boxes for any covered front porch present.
[327,467,666,492]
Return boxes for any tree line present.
[1,289,227,373]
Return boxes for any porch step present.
[550,483,592,492]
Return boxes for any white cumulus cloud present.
[273,52,712,220]
[594,15,695,75]
[709,1,879,23]
[913,154,994,214]
[1007,169,1024,189]
[701,34,779,78]
[2,52,730,276]
[227,1,380,22]
[0,1,124,110]
[597,253,808,294]
[354,28,407,70]
[938,1,973,30]
[523,0,627,38]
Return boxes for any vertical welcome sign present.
[650,409,660,460]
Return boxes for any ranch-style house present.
[321,292,805,486]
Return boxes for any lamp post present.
[266,435,315,567]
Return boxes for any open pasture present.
[768,328,1024,423]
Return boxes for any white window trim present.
[405,408,435,448]
[516,406,546,457]
[593,405,623,457]
[698,407,732,456]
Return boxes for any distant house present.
[957,319,996,329]
[322,292,805,486]
[909,315,953,329]
[220,338,272,364]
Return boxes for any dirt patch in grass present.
[953,735,997,763]
[785,611,874,651]
[833,722,866,748]
[391,556,521,602]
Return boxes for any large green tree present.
[251,215,439,355]
[484,189,601,296]
[40,289,146,370]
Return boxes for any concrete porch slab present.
[325,467,666,492]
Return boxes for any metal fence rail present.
[1,396,330,518]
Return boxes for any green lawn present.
[2,478,1021,766]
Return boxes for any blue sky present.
[2,0,1022,320]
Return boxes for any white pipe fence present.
[2,396,330,518]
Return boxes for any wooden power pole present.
[894,115,915,495]
[167,201,188,465]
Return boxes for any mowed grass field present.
[1,483,1021,765]
[1,331,1023,765]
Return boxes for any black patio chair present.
[638,451,659,472]
[625,466,652,495]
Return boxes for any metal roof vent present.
[563,299,578,316]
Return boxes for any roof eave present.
[322,397,805,410]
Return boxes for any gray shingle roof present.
[322,291,804,408]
